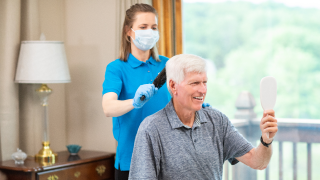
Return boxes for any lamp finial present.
[40,33,46,41]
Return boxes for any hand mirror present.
[260,76,277,139]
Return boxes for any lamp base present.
[35,141,57,165]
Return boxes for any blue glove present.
[133,84,158,108]
[202,102,211,108]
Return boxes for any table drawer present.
[37,159,114,180]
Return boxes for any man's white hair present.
[166,54,207,95]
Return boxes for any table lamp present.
[15,41,71,164]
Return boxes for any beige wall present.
[40,0,118,153]
[0,0,20,161]
[6,0,118,159]
[64,0,117,152]
[37,0,155,154]
[1,0,154,164]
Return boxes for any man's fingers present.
[263,110,275,118]
[261,122,277,129]
[261,116,277,125]
[261,110,278,140]
[262,126,278,134]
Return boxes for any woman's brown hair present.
[119,3,160,62]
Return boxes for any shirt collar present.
[182,112,201,129]
[165,100,208,129]
[127,53,158,68]
[146,55,158,66]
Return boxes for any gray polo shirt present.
[129,101,253,180]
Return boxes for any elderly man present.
[129,54,278,180]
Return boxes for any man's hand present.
[260,110,278,143]
[237,110,278,170]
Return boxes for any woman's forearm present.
[102,93,135,117]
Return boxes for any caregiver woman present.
[102,3,171,180]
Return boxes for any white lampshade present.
[15,41,71,83]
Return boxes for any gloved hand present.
[133,84,158,108]
[202,102,211,108]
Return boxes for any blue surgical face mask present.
[131,28,159,51]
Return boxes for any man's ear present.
[169,80,177,95]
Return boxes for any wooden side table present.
[0,150,115,180]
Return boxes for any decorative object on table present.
[15,34,71,165]
[11,148,27,165]
[66,144,82,155]
[0,150,115,179]
[67,154,81,162]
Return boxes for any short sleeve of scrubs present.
[102,61,123,96]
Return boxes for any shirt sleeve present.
[220,113,254,165]
[102,61,123,96]
[159,55,169,62]
[129,122,161,180]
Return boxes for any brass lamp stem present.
[35,84,57,165]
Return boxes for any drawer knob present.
[74,171,81,178]
[47,175,59,180]
[96,165,106,176]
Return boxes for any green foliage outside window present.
[183,1,320,119]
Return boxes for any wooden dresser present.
[0,150,115,180]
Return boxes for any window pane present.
[183,0,320,119]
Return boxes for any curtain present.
[0,0,21,162]
[0,0,43,163]
[152,0,182,58]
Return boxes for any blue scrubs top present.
[102,53,171,171]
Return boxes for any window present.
[183,0,320,179]
[183,0,320,119]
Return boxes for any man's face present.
[174,71,207,112]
